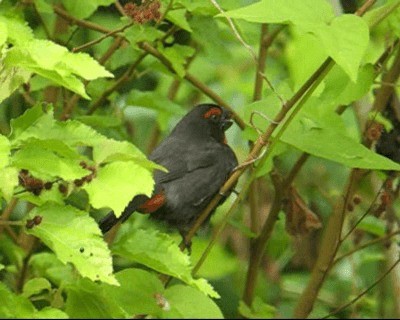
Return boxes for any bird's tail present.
[98,195,148,234]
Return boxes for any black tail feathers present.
[98,195,148,234]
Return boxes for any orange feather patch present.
[203,107,222,119]
[138,193,165,213]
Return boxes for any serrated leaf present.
[0,282,67,319]
[0,62,32,104]
[126,90,186,130]
[223,0,334,30]
[224,0,369,81]
[162,285,223,319]
[157,44,195,78]
[83,161,154,216]
[65,278,125,318]
[0,20,7,46]
[12,143,89,180]
[103,268,165,317]
[26,203,118,285]
[0,282,36,318]
[22,278,52,298]
[112,228,219,298]
[238,297,276,319]
[124,24,164,49]
[61,0,115,19]
[0,135,10,168]
[92,139,161,171]
[166,9,193,32]
[0,16,34,45]
[0,166,18,201]
[61,51,113,80]
[4,39,112,99]
[9,103,51,142]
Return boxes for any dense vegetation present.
[1,0,400,318]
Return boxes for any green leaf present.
[0,166,18,202]
[126,90,186,130]
[238,297,276,319]
[157,44,195,78]
[223,0,335,30]
[103,268,165,317]
[313,15,369,81]
[0,282,67,318]
[357,215,386,237]
[75,115,122,128]
[12,142,89,180]
[83,161,154,216]
[29,252,76,287]
[0,135,10,168]
[112,228,219,298]
[22,278,52,298]
[61,0,115,19]
[282,107,400,170]
[190,238,239,279]
[26,203,118,285]
[0,60,32,104]
[34,307,69,319]
[92,139,160,170]
[0,16,34,45]
[224,0,369,81]
[166,9,193,32]
[319,64,375,111]
[124,24,164,48]
[61,51,114,80]
[363,1,400,29]
[5,39,112,99]
[161,285,224,319]
[244,98,400,171]
[65,278,125,318]
[0,20,7,46]
[9,103,51,142]
[0,282,35,318]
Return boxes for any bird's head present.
[172,104,234,143]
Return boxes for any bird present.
[99,103,238,239]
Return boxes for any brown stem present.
[334,230,400,265]
[322,258,400,319]
[72,22,134,52]
[243,171,283,306]
[87,54,146,114]
[53,6,113,34]
[138,42,247,130]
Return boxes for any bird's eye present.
[210,114,219,121]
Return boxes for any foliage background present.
[1,0,400,318]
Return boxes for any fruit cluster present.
[73,161,97,187]
[124,0,161,24]
[18,169,52,196]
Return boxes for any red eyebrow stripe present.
[203,107,222,119]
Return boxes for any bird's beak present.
[220,111,233,131]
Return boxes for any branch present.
[53,6,113,34]
[138,42,247,129]
[322,258,400,319]
[72,21,134,52]
[334,230,400,265]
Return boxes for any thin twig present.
[72,21,134,52]
[334,230,400,265]
[322,258,400,319]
